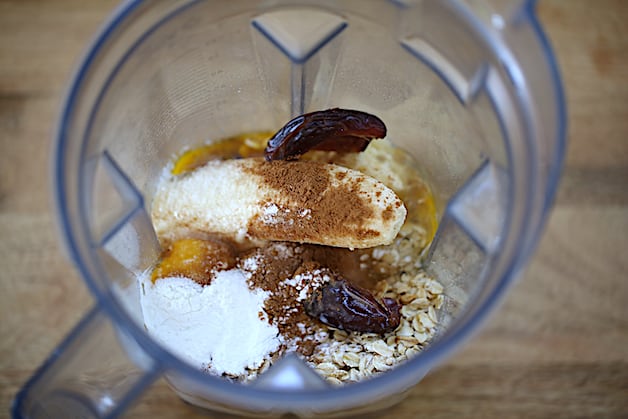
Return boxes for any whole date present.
[304,272,401,335]
[265,108,386,161]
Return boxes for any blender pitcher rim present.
[525,0,568,216]
[50,0,567,410]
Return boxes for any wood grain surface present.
[1,1,627,418]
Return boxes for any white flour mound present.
[139,269,280,376]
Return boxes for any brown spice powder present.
[239,244,318,355]
[244,160,378,245]
[238,241,393,356]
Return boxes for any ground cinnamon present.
[244,160,378,246]
[238,241,393,356]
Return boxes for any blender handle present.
[12,305,160,418]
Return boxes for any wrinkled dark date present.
[265,108,387,161]
[304,276,401,334]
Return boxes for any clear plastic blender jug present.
[13,0,565,417]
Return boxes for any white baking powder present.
[139,269,280,376]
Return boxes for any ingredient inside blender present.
[139,109,444,384]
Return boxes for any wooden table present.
[1,1,626,417]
